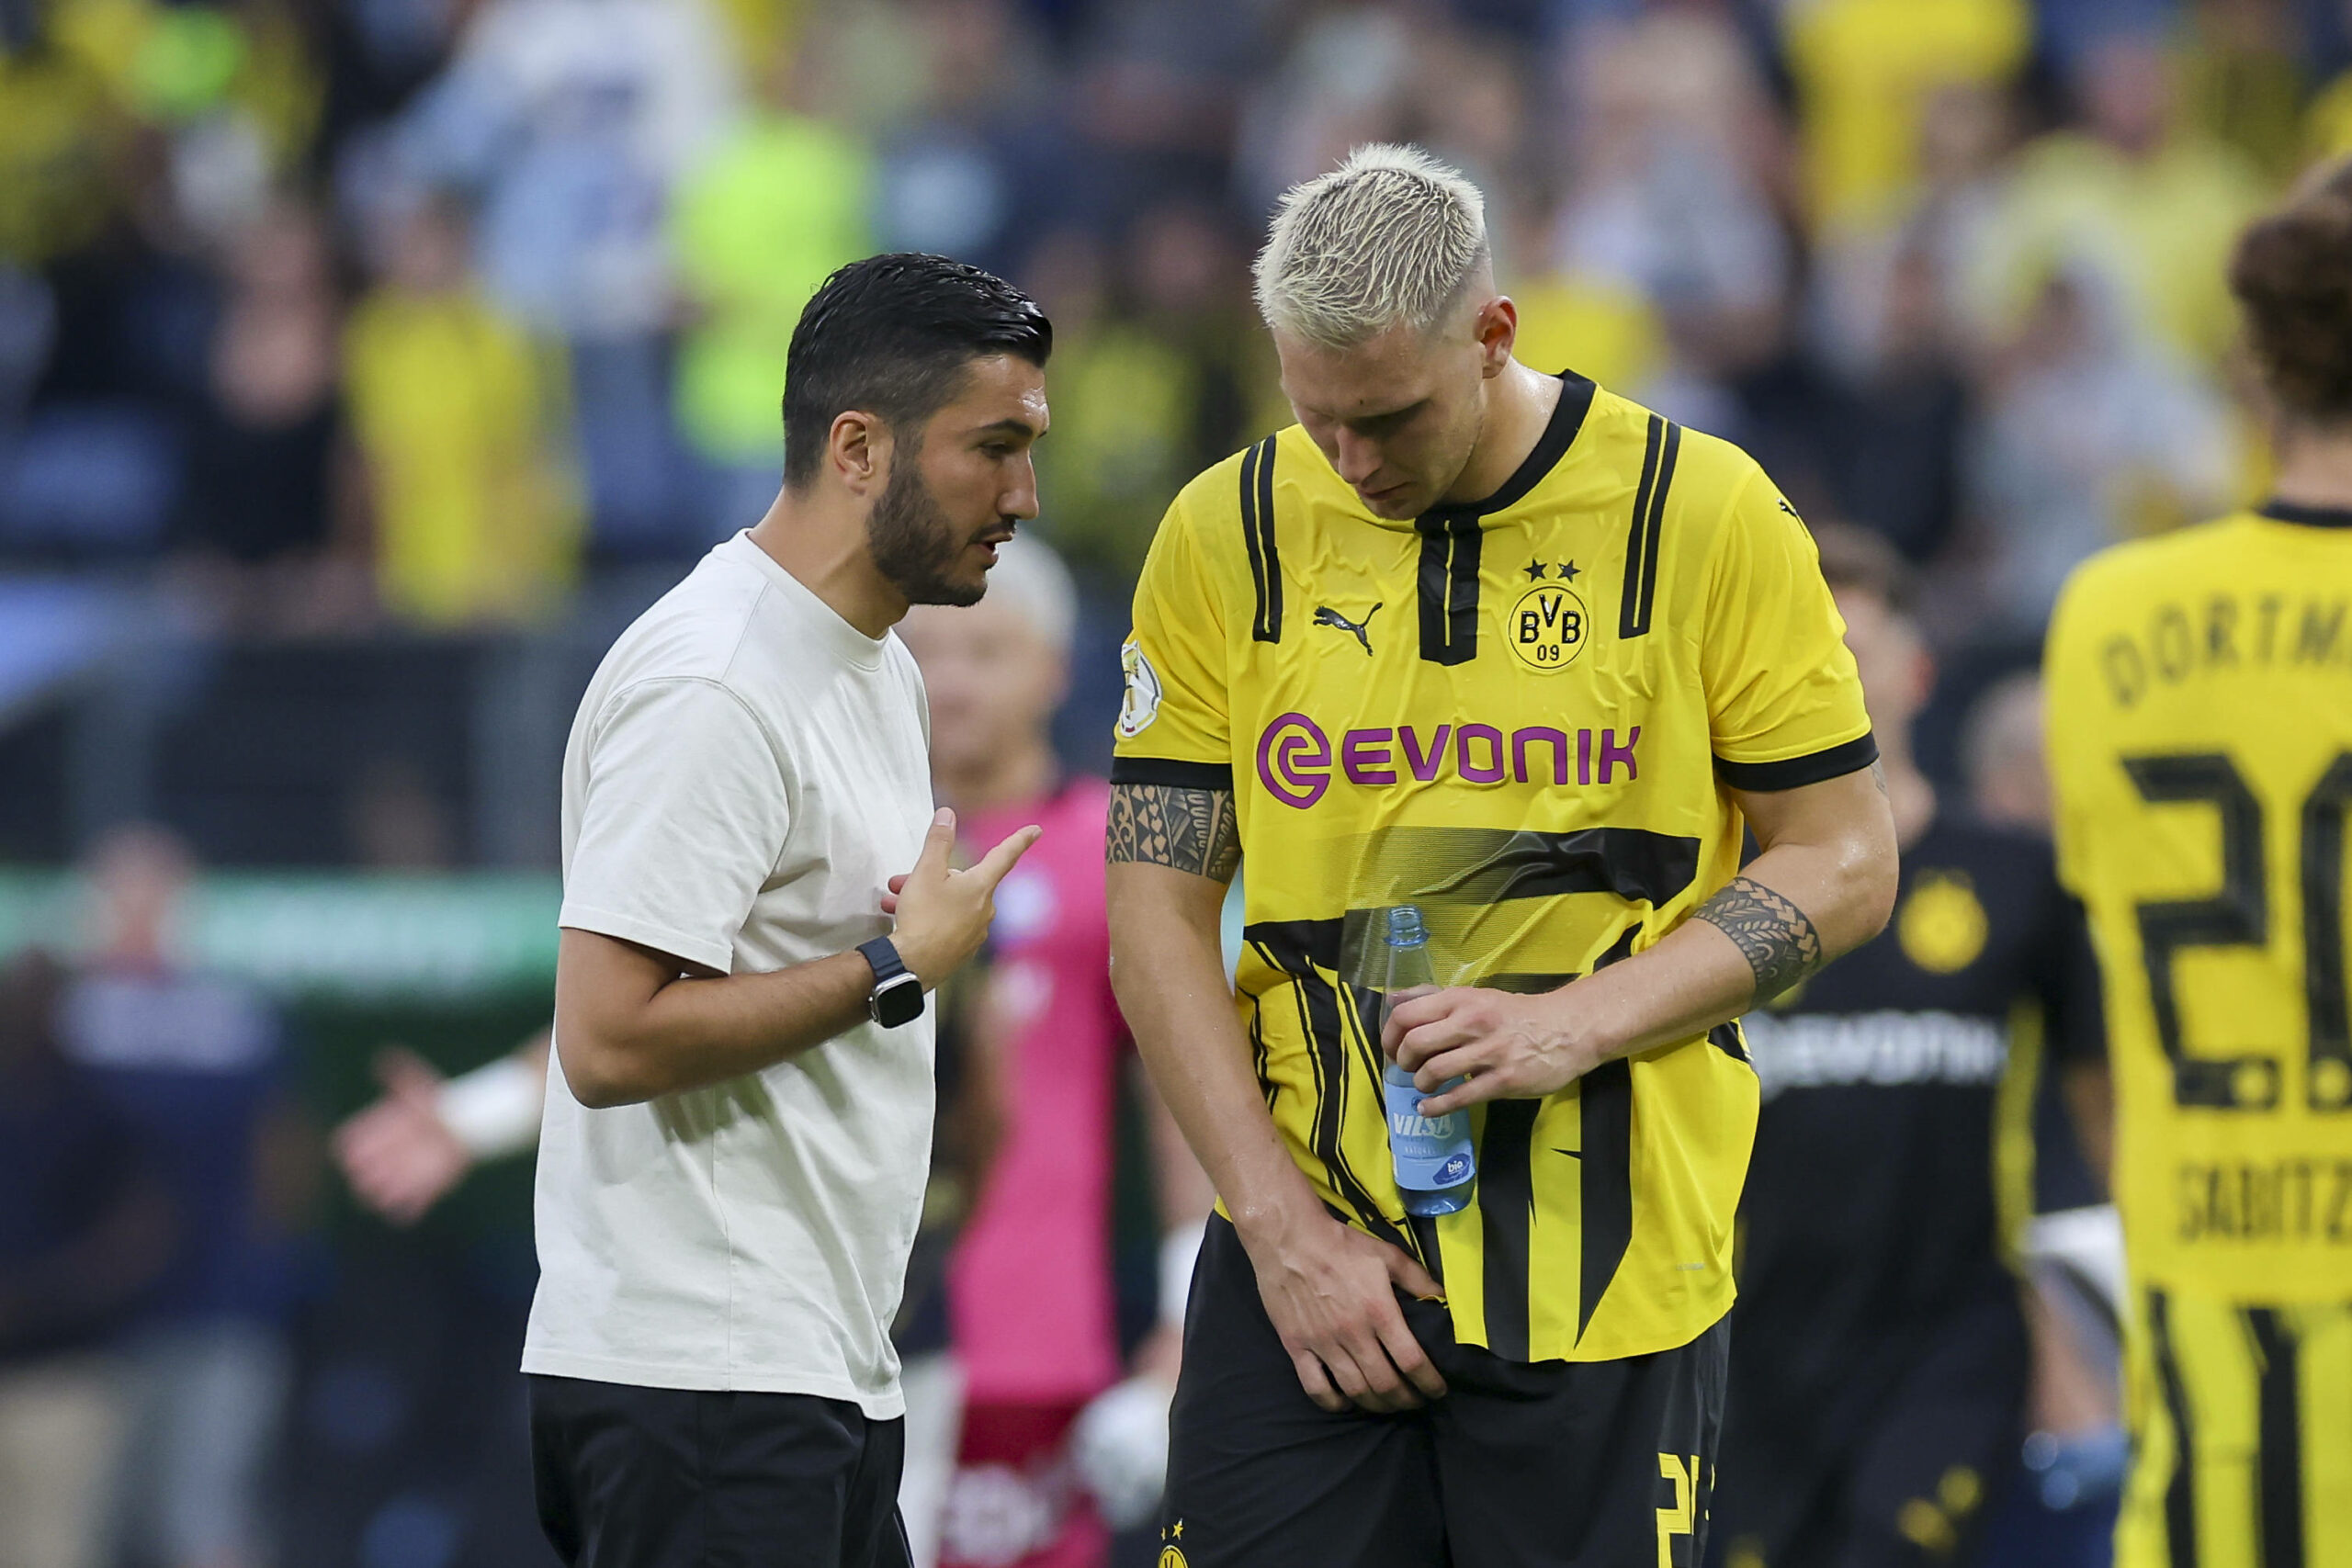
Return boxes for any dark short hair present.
[2231,156,2352,425]
[782,254,1053,490]
[1808,517,1917,616]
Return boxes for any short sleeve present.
[1702,472,1877,789]
[559,678,790,975]
[1111,494,1233,790]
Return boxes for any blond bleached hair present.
[1252,143,1491,349]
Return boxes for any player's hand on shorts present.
[1243,1211,1448,1415]
[880,808,1042,988]
[1384,987,1594,1115]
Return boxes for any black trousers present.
[528,1374,913,1568]
[1159,1214,1728,1568]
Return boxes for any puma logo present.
[1314,603,1382,655]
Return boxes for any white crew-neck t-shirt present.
[523,530,935,1418]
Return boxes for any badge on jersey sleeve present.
[1118,637,1163,737]
[1507,559,1589,673]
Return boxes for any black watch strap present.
[858,937,909,986]
[858,937,924,1028]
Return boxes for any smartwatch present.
[858,937,925,1028]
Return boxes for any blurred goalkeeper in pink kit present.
[899,536,1211,1568]
[335,536,1212,1568]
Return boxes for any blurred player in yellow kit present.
[2045,160,2352,1568]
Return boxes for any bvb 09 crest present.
[1508,581,1589,673]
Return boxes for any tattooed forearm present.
[1693,875,1824,1003]
[1106,784,1241,880]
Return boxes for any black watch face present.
[872,977,923,1028]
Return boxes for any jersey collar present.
[1418,372,1599,525]
[2257,497,2352,529]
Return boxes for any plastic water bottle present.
[1378,906,1476,1216]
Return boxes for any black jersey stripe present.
[1255,433,1279,636]
[2304,753,2352,1107]
[1638,423,1680,628]
[1392,825,1702,909]
[1416,514,1484,665]
[1238,439,1264,629]
[1247,1000,1275,1109]
[2259,498,2352,529]
[1108,757,1236,791]
[1576,1056,1634,1343]
[1619,416,1681,639]
[2148,1290,2199,1568]
[1707,1020,1750,1064]
[1238,436,1283,642]
[1618,415,1662,637]
[1246,919,1416,1258]
[1477,1099,1540,1360]
[1715,734,1881,793]
[2245,1308,2305,1568]
[1406,1213,1444,1288]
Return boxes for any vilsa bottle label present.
[1382,1072,1474,1190]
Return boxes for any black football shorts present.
[529,1373,912,1568]
[1156,1214,1727,1568]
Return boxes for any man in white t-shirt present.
[525,254,1053,1568]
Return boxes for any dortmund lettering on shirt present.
[2045,502,2352,1303]
[1113,374,1875,1363]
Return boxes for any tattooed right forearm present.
[1693,875,1823,1003]
[1106,784,1241,881]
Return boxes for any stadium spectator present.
[868,0,1053,271]
[1779,0,2030,229]
[169,201,368,634]
[343,192,582,626]
[2175,0,2311,183]
[1026,209,1263,587]
[55,824,311,1568]
[899,537,1212,1568]
[392,0,740,551]
[1966,264,2236,633]
[1963,29,2267,368]
[396,0,738,341]
[668,38,874,532]
[1962,671,2052,834]
[0,948,172,1568]
[1547,8,1795,438]
[0,16,130,271]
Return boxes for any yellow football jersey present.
[2047,503,2352,1303]
[1113,374,1875,1363]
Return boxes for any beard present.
[866,450,989,607]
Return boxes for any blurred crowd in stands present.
[5,0,2346,659]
